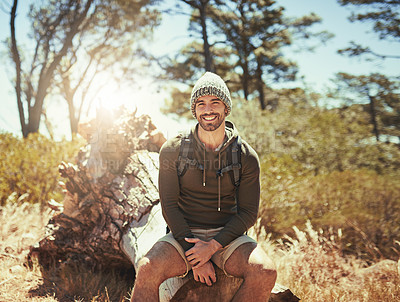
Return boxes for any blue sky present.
[0,0,399,139]
[279,0,399,86]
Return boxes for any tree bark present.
[160,268,300,302]
[29,109,166,270]
[10,0,94,137]
[181,0,213,72]
[198,0,213,72]
[368,95,380,142]
[10,0,27,137]
[256,57,266,110]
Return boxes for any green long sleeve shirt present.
[158,121,260,251]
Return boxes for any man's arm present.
[184,237,222,268]
[213,143,260,247]
[159,140,195,251]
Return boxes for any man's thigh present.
[140,241,187,279]
[223,242,275,278]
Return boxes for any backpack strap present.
[232,136,242,187]
[216,136,242,187]
[177,132,204,177]
[177,133,192,176]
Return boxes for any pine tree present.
[333,72,400,142]
[337,0,400,60]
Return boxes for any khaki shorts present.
[157,227,256,278]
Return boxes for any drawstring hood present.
[203,147,206,187]
[218,152,221,211]
[191,121,238,212]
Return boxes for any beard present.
[198,112,225,131]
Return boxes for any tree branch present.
[36,0,94,114]
[338,42,400,60]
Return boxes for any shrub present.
[272,222,400,302]
[0,132,84,206]
[231,97,400,177]
[259,161,400,261]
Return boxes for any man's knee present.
[135,242,186,285]
[226,243,277,284]
[247,246,277,284]
[134,256,163,289]
[136,256,157,278]
[249,261,277,283]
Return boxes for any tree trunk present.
[28,108,299,301]
[199,0,213,72]
[160,268,300,302]
[10,0,28,137]
[256,57,266,110]
[28,108,166,270]
[67,97,79,135]
[240,59,250,101]
[368,95,380,142]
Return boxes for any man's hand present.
[192,260,216,286]
[185,238,222,268]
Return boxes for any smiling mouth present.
[202,115,218,121]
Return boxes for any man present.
[131,72,277,301]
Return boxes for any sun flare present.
[85,74,192,140]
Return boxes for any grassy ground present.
[252,222,400,302]
[0,202,132,302]
[0,202,57,302]
[1,202,399,301]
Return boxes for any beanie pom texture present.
[190,72,232,117]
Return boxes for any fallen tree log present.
[29,109,164,271]
[159,268,299,302]
[28,109,300,301]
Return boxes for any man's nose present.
[204,103,213,112]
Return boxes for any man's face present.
[195,95,227,131]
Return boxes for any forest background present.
[0,0,399,301]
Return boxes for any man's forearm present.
[208,239,223,255]
[185,238,223,268]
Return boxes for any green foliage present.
[208,0,299,106]
[291,108,400,175]
[163,41,208,82]
[161,0,329,112]
[337,0,400,60]
[332,73,400,141]
[228,88,314,154]
[259,162,400,261]
[228,90,400,261]
[231,91,400,176]
[338,0,400,42]
[161,87,192,118]
[0,133,84,206]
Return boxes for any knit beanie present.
[190,72,232,118]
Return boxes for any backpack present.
[176,132,242,188]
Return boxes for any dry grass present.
[0,200,55,301]
[252,220,400,301]
[0,200,133,302]
[1,202,399,301]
